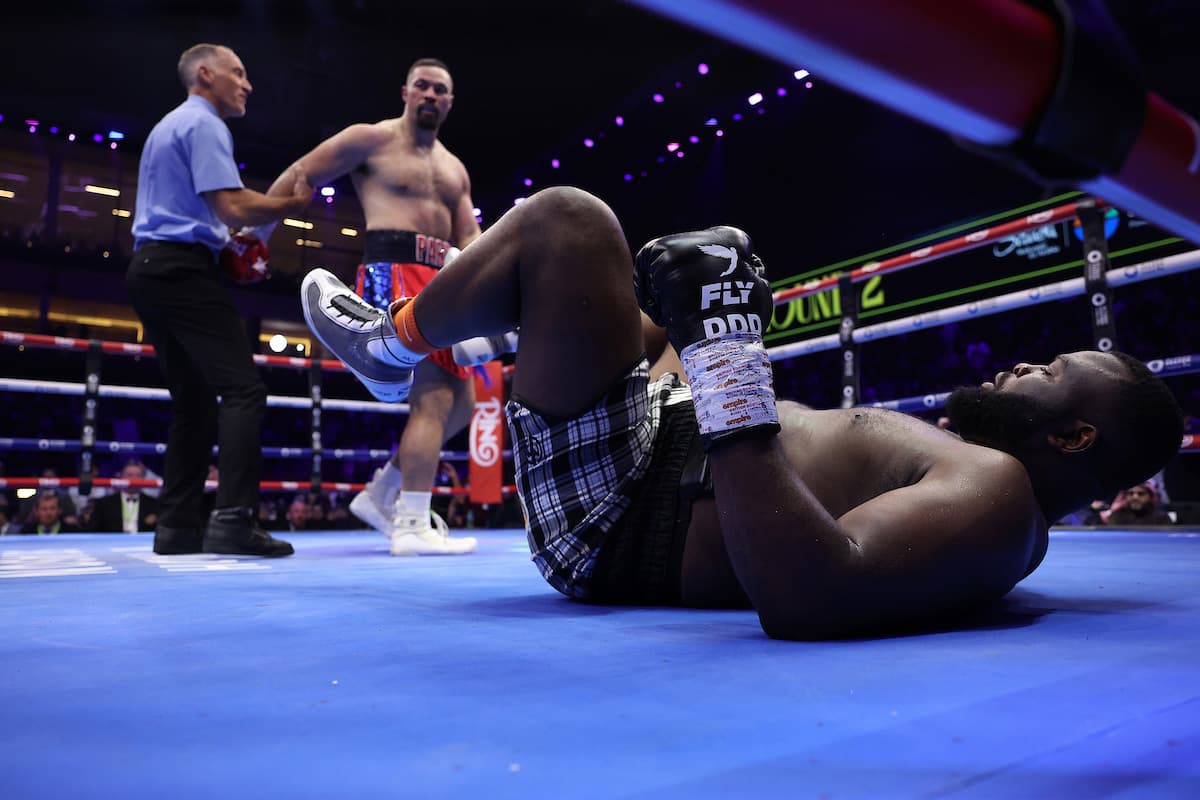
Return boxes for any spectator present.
[1106,482,1174,526]
[282,496,315,531]
[20,492,81,535]
[89,459,162,533]
[432,461,467,528]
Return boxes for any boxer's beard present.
[415,105,439,130]
[945,387,1059,452]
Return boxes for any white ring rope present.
[768,247,1200,361]
[0,378,410,415]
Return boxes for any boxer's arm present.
[450,166,482,248]
[247,124,383,241]
[269,124,382,196]
[205,168,312,230]
[708,440,1038,639]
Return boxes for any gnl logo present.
[470,397,503,467]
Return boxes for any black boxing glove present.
[633,226,780,451]
[634,225,773,354]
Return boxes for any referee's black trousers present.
[127,241,267,529]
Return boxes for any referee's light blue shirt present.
[132,95,244,255]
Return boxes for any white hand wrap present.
[681,334,779,448]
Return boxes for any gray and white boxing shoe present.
[300,268,421,402]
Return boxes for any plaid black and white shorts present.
[506,359,700,604]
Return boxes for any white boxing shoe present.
[390,508,478,556]
[300,268,420,402]
[348,468,395,536]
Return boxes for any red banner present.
[468,362,505,504]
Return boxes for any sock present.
[390,298,438,356]
[397,490,432,518]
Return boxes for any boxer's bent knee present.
[520,187,624,248]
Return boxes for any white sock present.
[397,491,432,517]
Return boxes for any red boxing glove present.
[220,232,270,285]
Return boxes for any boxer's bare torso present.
[347,119,470,239]
[681,402,1050,612]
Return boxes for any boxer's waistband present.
[361,229,454,268]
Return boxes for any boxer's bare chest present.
[352,141,460,233]
[778,405,957,516]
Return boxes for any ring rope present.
[772,198,1106,304]
[0,476,519,496]
[768,247,1200,362]
[0,438,510,464]
[0,378,410,414]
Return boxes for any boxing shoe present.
[634,226,780,450]
[348,467,398,536]
[389,507,477,556]
[301,268,421,402]
[452,330,519,367]
[203,507,294,557]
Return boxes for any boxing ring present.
[2,194,1198,798]
[4,3,1200,794]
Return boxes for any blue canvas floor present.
[1,528,1198,799]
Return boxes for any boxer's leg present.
[410,187,644,418]
[304,187,644,418]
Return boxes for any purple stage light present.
[688,135,699,143]
[652,93,664,103]
[584,138,594,148]
[551,158,560,169]
[523,178,533,187]
[614,116,624,127]
[697,63,709,75]
[623,174,633,182]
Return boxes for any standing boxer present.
[259,58,501,556]
[127,43,311,556]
